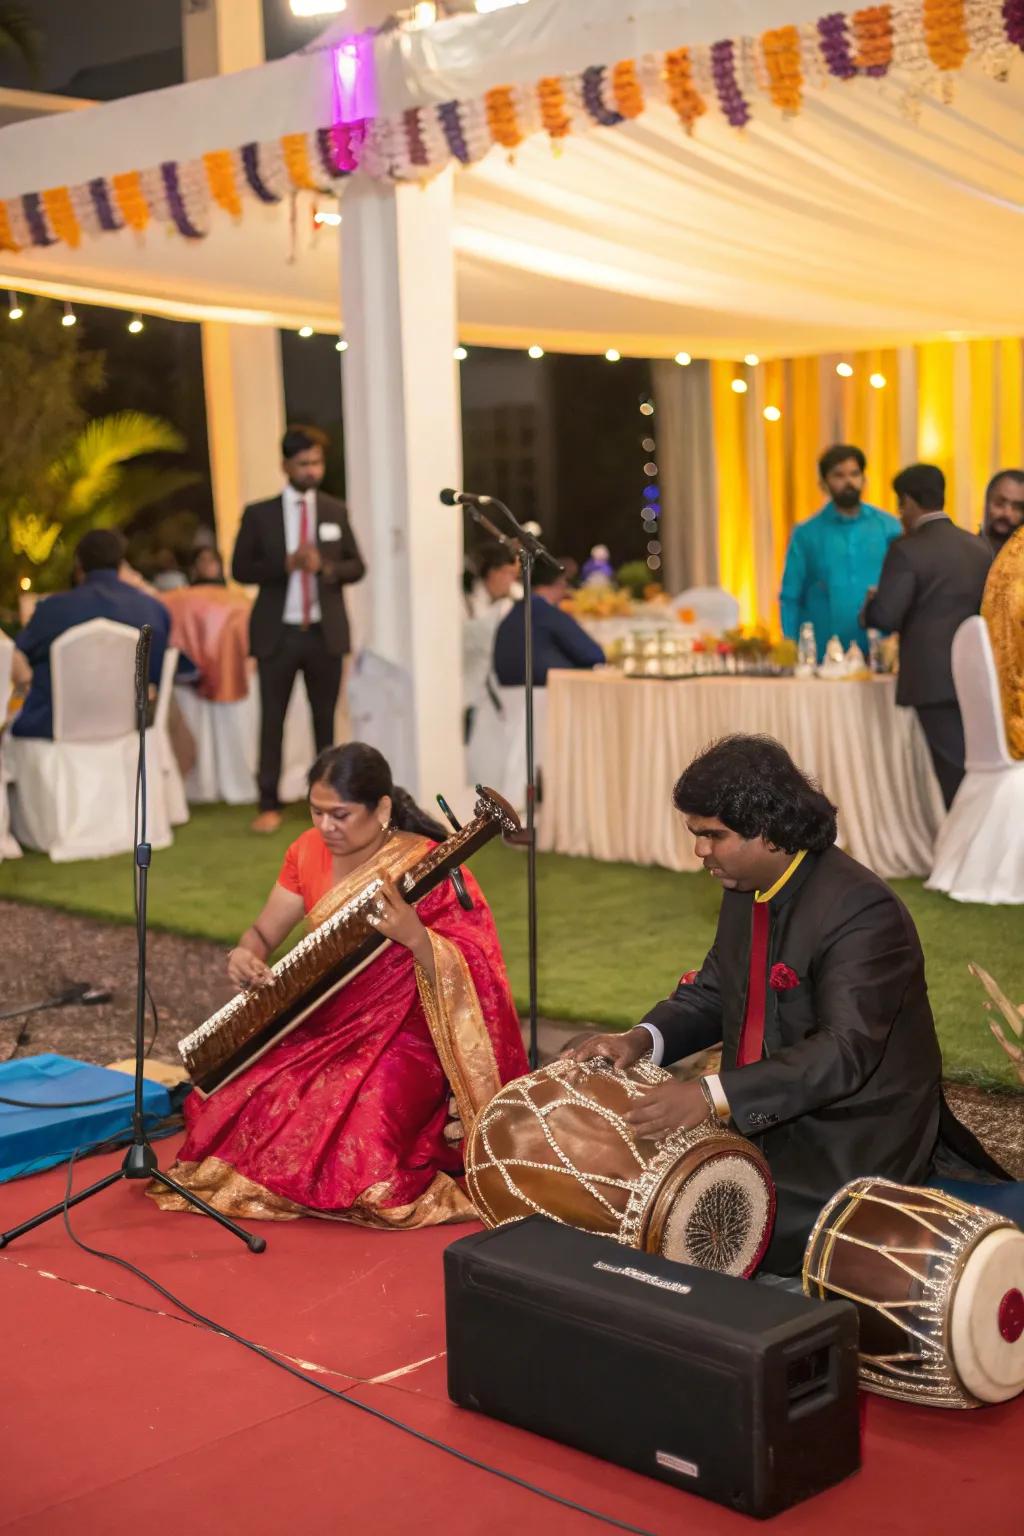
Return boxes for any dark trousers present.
[915,702,966,810]
[256,625,342,811]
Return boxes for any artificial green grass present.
[0,803,1020,1090]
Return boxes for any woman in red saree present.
[150,743,527,1228]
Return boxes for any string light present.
[763,405,782,422]
[646,555,662,571]
[731,378,748,394]
[639,401,654,417]
[641,437,655,452]
[411,2,437,27]
[453,346,468,361]
[674,351,692,366]
[298,325,314,338]
[61,302,77,328]
[604,348,621,363]
[19,576,32,591]
[643,461,658,477]
[313,210,342,227]
[527,345,545,359]
[7,291,23,320]
[744,353,760,367]
[870,372,887,389]
[836,361,854,378]
[647,540,662,554]
[127,314,144,334]
[336,338,348,352]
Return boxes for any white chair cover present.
[348,650,417,793]
[154,646,189,827]
[174,667,317,805]
[927,616,1024,904]
[9,619,173,862]
[0,633,22,861]
[672,586,741,634]
[467,683,549,817]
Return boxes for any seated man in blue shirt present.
[493,556,604,685]
[779,444,901,657]
[12,528,170,738]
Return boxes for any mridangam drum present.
[465,1058,775,1277]
[803,1178,1024,1409]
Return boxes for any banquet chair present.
[0,632,21,862]
[467,685,549,818]
[9,618,173,862]
[174,668,317,806]
[926,616,1024,904]
[154,645,189,827]
[673,586,741,633]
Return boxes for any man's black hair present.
[673,735,838,854]
[818,443,866,480]
[892,463,945,512]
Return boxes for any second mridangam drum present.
[803,1178,1024,1408]
[465,1058,775,1277]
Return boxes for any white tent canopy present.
[2,0,1023,355]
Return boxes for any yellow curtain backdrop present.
[997,338,1023,469]
[916,341,957,520]
[710,360,757,627]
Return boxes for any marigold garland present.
[663,47,707,132]
[403,107,430,168]
[112,170,150,233]
[923,0,971,67]
[1005,0,1024,47]
[710,40,750,127]
[485,85,523,149]
[611,59,645,118]
[281,132,318,191]
[204,149,242,218]
[762,26,804,112]
[41,186,81,249]
[818,11,859,77]
[537,75,572,138]
[0,200,20,252]
[852,6,894,73]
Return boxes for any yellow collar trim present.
[755,849,807,904]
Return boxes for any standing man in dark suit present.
[568,735,1012,1277]
[232,425,366,833]
[862,463,991,807]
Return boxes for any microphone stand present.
[462,496,558,1071]
[1,627,265,1253]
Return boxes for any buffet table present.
[538,671,945,880]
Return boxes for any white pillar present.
[182,0,265,79]
[340,170,464,804]
[201,322,285,558]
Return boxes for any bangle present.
[698,1078,717,1117]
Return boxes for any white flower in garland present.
[178,158,212,236]
[965,0,1015,78]
[639,50,665,106]
[798,21,827,90]
[690,42,714,100]
[417,102,450,180]
[68,183,102,239]
[460,97,493,164]
[139,166,170,226]
[255,140,289,201]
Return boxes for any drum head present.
[950,1227,1024,1404]
[652,1148,774,1278]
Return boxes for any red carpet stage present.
[1,1133,1019,1535]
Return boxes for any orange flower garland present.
[203,149,242,218]
[851,5,894,72]
[537,75,572,138]
[611,59,644,118]
[0,201,20,252]
[923,0,970,69]
[663,47,707,133]
[485,85,523,149]
[281,133,317,190]
[761,25,804,112]
[41,186,81,248]
[111,170,150,233]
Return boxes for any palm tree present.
[8,411,201,593]
[0,4,41,75]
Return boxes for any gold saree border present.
[415,930,504,1137]
[305,832,432,932]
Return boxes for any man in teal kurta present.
[780,444,902,657]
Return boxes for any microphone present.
[440,488,493,508]
[135,624,153,722]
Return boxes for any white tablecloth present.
[538,672,945,880]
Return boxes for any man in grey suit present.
[863,463,991,808]
[232,425,366,832]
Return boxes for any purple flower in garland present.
[710,39,751,127]
[818,12,858,80]
[438,101,471,164]
[1005,0,1024,49]
[580,65,624,127]
[21,192,56,246]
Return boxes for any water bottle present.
[867,628,883,673]
[797,622,817,673]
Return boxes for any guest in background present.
[863,464,991,807]
[152,549,189,592]
[980,469,1024,558]
[463,542,520,740]
[190,546,226,586]
[232,425,366,834]
[780,444,901,656]
[981,526,1024,759]
[11,529,169,739]
[493,555,604,686]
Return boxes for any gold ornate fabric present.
[305,831,432,931]
[981,528,1024,759]
[415,929,505,1135]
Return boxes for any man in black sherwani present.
[571,735,1010,1276]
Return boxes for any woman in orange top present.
[151,742,527,1228]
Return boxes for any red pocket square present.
[769,963,800,991]
[678,970,698,986]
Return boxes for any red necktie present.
[298,493,312,628]
[737,900,770,1066]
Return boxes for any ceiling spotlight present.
[836,361,854,378]
[674,351,692,367]
[869,372,887,389]
[61,302,77,328]
[336,338,348,352]
[410,1,437,26]
[298,325,314,338]
[605,348,621,363]
[744,353,760,367]
[313,210,343,227]
[453,346,468,361]
[127,315,144,334]
[763,405,782,422]
[731,378,748,394]
[528,345,545,359]
[7,291,23,320]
